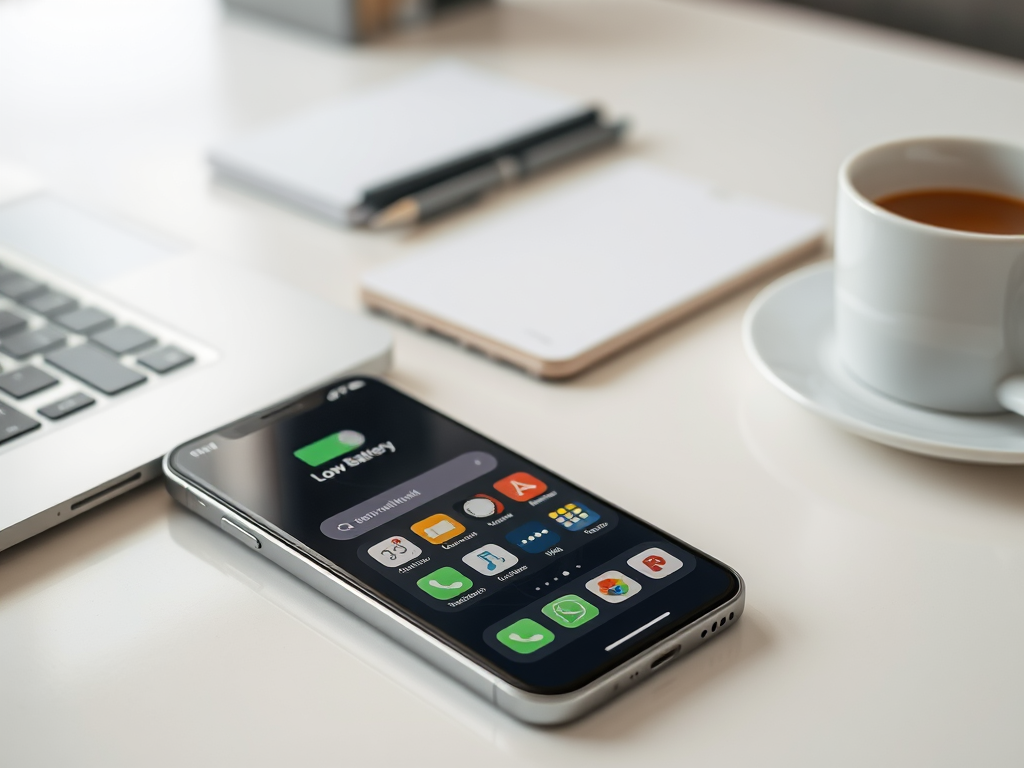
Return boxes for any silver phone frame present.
[163,450,745,726]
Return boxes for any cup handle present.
[996,375,1024,416]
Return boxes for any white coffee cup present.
[835,137,1024,415]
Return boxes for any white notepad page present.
[209,61,588,220]
[362,159,823,369]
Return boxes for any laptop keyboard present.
[0,260,195,446]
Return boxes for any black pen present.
[366,120,627,229]
[351,108,602,221]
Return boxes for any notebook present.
[209,61,590,222]
[361,159,824,378]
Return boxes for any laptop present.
[0,181,391,552]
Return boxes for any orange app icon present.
[411,513,466,545]
[493,472,548,502]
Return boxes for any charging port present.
[650,646,680,669]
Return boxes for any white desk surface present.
[3,1,1024,765]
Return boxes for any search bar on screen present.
[320,451,498,541]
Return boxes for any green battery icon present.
[294,430,365,467]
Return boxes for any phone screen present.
[169,377,739,694]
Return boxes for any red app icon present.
[627,547,684,580]
[643,554,666,572]
[493,472,548,502]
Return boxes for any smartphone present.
[163,376,743,724]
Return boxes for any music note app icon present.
[462,544,520,576]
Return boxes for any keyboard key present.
[0,310,27,337]
[0,366,58,398]
[91,325,156,355]
[0,273,47,301]
[54,307,115,335]
[137,345,194,374]
[45,344,146,395]
[23,289,78,318]
[0,400,40,444]
[1,326,67,359]
[38,392,95,420]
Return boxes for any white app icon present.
[462,544,519,576]
[462,495,501,518]
[626,547,683,579]
[368,536,422,568]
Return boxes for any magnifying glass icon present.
[337,523,354,532]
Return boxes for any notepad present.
[209,61,590,222]
[361,159,824,378]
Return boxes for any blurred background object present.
[766,0,1024,60]
[224,0,488,42]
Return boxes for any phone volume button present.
[220,517,261,550]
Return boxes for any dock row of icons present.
[495,548,685,654]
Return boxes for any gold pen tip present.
[367,198,420,230]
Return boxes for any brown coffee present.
[874,188,1024,235]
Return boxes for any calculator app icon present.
[547,502,600,531]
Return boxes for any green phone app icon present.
[542,594,600,629]
[496,618,555,654]
[417,567,473,600]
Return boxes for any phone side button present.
[220,517,261,550]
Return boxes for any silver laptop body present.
[0,192,391,551]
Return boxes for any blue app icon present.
[505,521,561,554]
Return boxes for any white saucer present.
[743,262,1024,464]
